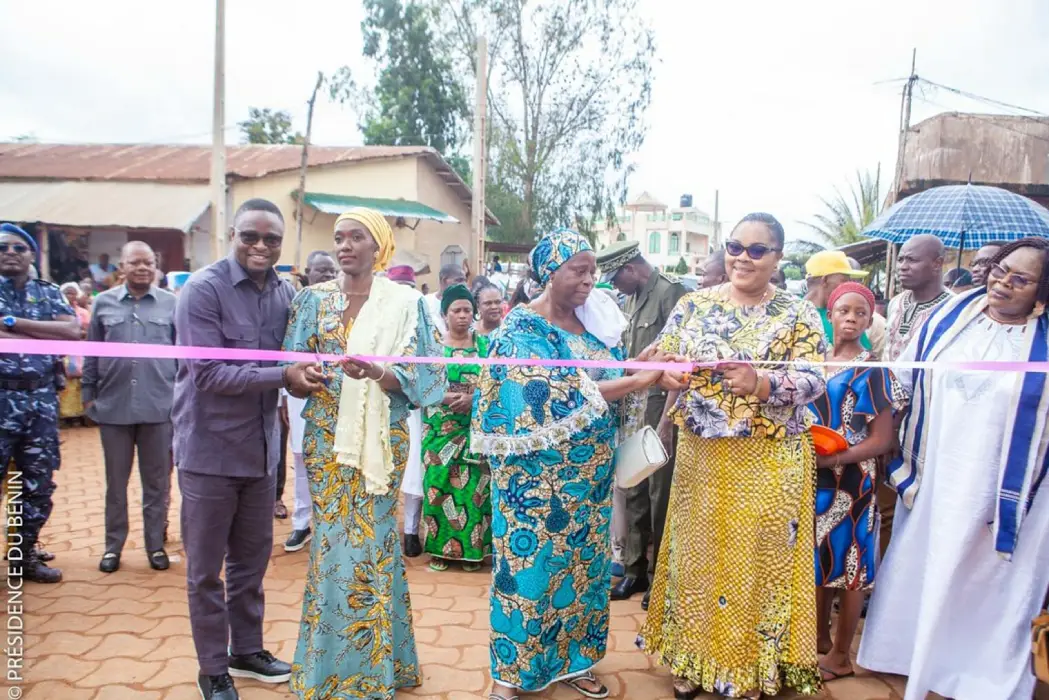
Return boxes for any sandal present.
[560,671,609,699]
[462,562,482,573]
[488,694,519,700]
[672,679,702,700]
[429,557,449,572]
[819,664,855,681]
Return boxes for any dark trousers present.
[623,397,676,579]
[877,482,897,560]
[179,468,275,675]
[0,388,59,559]
[275,420,288,501]
[100,422,172,554]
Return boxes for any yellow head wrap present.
[334,208,395,272]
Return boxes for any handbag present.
[615,425,668,489]
[1032,587,1049,683]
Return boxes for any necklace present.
[722,283,772,307]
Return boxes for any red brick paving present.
[20,427,907,699]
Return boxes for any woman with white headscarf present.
[282,208,446,699]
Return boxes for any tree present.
[673,257,689,274]
[357,0,469,153]
[435,0,656,240]
[238,108,304,145]
[803,165,882,247]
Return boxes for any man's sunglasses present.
[725,240,781,260]
[0,243,30,254]
[236,230,283,248]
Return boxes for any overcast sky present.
[2,0,1047,242]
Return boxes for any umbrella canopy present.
[862,184,1049,249]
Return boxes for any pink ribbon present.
[1,339,1047,373]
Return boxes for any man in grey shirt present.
[173,198,325,700]
[83,241,177,574]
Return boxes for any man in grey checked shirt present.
[82,241,177,574]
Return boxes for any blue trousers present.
[0,387,60,559]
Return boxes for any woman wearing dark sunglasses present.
[638,213,828,699]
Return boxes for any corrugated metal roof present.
[303,192,459,224]
[0,141,499,226]
[901,112,1049,195]
[0,181,209,231]
[0,143,430,182]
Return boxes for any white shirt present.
[424,292,447,335]
[281,390,307,454]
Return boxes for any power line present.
[913,93,1049,144]
[917,77,1048,118]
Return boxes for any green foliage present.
[673,257,689,274]
[782,264,804,281]
[358,0,468,154]
[802,165,882,247]
[435,0,656,242]
[238,108,304,145]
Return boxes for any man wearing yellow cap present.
[805,250,874,353]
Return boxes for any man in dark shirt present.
[597,241,687,608]
[83,241,178,574]
[173,199,325,700]
[0,223,80,584]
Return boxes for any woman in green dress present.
[421,283,493,572]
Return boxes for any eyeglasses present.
[236,230,283,248]
[988,263,1035,289]
[0,243,30,254]
[725,240,781,260]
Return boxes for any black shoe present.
[403,534,422,558]
[99,552,121,573]
[228,650,291,684]
[34,543,55,562]
[149,550,170,571]
[284,527,312,552]
[198,672,238,700]
[24,553,62,584]
[610,575,649,601]
[641,590,651,611]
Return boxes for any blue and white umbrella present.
[862,184,1049,250]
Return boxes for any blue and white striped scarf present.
[888,287,1049,560]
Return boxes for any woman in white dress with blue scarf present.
[858,238,1049,700]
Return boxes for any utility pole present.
[209,0,227,265]
[886,48,917,298]
[712,189,720,249]
[471,36,488,273]
[295,72,325,270]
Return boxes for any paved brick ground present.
[22,426,909,699]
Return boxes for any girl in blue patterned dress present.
[472,230,672,700]
[807,282,903,682]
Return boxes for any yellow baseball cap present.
[805,250,868,278]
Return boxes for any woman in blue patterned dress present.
[282,208,445,699]
[472,229,672,700]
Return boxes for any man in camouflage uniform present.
[0,223,81,583]
[597,240,687,609]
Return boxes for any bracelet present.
[371,363,387,382]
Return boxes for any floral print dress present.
[637,287,827,698]
[282,280,445,700]
[472,306,644,692]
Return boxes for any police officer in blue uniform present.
[0,223,81,583]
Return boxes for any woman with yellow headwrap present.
[282,208,446,699]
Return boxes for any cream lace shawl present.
[333,276,421,495]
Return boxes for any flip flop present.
[560,671,609,699]
[819,665,855,681]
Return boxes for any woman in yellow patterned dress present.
[282,208,445,700]
[638,213,827,699]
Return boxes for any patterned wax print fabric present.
[638,287,827,698]
[472,305,644,692]
[58,306,91,419]
[808,356,905,590]
[421,335,493,562]
[281,280,445,700]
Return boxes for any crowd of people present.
[1,199,1049,700]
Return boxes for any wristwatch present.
[1,316,15,329]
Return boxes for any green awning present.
[301,192,459,224]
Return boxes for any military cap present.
[596,240,642,282]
